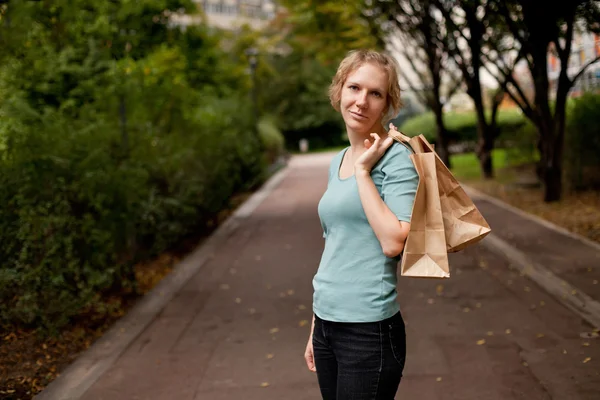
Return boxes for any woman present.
[304,50,419,399]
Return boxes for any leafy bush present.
[258,114,286,164]
[0,3,264,335]
[565,93,600,190]
[399,109,526,145]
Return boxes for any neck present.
[346,122,387,155]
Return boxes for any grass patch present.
[450,149,516,181]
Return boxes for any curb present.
[463,184,600,330]
[35,165,290,400]
[464,184,600,252]
[483,233,600,330]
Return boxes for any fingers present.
[383,135,394,147]
[304,347,316,372]
[367,133,393,151]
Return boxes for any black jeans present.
[312,312,406,400]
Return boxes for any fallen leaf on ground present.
[266,354,274,359]
[269,328,279,334]
[260,382,270,387]
[583,357,591,363]
[476,339,486,345]
[299,320,309,327]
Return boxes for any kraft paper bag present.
[389,131,491,278]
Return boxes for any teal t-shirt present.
[313,141,419,323]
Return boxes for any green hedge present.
[0,94,262,334]
[0,12,265,334]
[565,93,600,190]
[399,109,526,144]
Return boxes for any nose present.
[356,90,368,109]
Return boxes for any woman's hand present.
[304,336,316,372]
[354,133,394,174]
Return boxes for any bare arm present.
[354,133,411,258]
[355,169,410,257]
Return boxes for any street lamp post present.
[245,47,261,147]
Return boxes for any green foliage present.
[258,114,286,164]
[399,109,527,144]
[500,119,540,166]
[0,1,264,334]
[565,93,600,190]
[260,0,381,150]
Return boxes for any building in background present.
[548,31,600,98]
[173,0,277,30]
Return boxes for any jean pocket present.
[388,321,406,367]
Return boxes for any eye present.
[348,85,359,90]
[371,91,382,98]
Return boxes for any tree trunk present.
[477,137,494,179]
[543,158,562,202]
[472,89,494,179]
[543,89,568,202]
[432,103,451,168]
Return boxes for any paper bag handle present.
[388,130,415,154]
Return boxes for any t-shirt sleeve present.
[381,144,419,222]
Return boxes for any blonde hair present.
[328,49,402,123]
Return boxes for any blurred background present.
[0,0,599,398]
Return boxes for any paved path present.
[38,153,600,400]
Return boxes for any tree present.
[434,0,515,178]
[485,0,600,201]
[366,0,460,167]
[260,0,381,148]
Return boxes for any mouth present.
[349,111,367,120]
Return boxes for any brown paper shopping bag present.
[390,131,491,278]
[400,150,450,278]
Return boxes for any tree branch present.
[571,54,600,84]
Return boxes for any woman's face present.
[340,62,389,135]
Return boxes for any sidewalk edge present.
[463,184,600,252]
[34,165,290,400]
[482,233,600,330]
